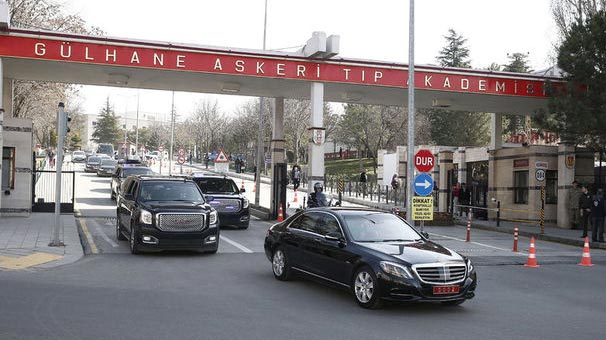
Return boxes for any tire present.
[441,299,465,306]
[239,223,249,230]
[116,216,127,241]
[272,247,292,281]
[110,189,116,200]
[129,223,140,255]
[352,266,382,309]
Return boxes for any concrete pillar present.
[557,143,576,228]
[307,82,324,193]
[457,147,466,184]
[438,150,453,212]
[490,113,503,150]
[0,58,4,216]
[270,97,285,215]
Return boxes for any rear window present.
[87,157,101,163]
[194,178,239,194]
[139,181,205,202]
[101,159,117,166]
[122,167,153,177]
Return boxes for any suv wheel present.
[352,266,382,309]
[116,216,126,241]
[129,223,140,255]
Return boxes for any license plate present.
[433,286,460,295]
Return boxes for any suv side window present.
[129,181,139,198]
[121,178,133,195]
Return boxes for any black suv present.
[111,163,154,200]
[116,176,219,254]
[190,174,250,229]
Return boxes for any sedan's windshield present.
[139,182,205,202]
[342,212,421,242]
[194,178,239,194]
[121,167,153,178]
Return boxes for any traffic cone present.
[293,189,298,202]
[241,180,245,191]
[524,237,540,268]
[578,237,595,267]
[277,204,284,222]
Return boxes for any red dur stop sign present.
[414,149,434,173]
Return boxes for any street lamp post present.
[255,0,268,205]
[406,0,416,226]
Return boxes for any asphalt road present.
[1,164,604,340]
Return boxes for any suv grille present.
[412,263,466,284]
[157,213,206,232]
[211,199,242,213]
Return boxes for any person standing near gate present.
[459,183,471,217]
[591,188,605,242]
[452,182,460,215]
[359,169,368,195]
[567,180,582,230]
[291,165,301,190]
[578,184,593,239]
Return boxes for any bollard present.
[513,226,519,252]
[496,200,501,227]
[466,215,471,242]
[540,186,545,234]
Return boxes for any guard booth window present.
[545,170,557,204]
[2,147,15,190]
[514,171,528,204]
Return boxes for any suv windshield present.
[139,181,205,202]
[87,157,101,164]
[121,167,153,178]
[342,212,421,242]
[194,178,239,194]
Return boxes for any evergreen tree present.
[536,10,606,148]
[69,133,82,150]
[91,97,122,146]
[425,29,490,146]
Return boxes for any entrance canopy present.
[0,28,563,114]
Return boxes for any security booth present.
[0,116,33,216]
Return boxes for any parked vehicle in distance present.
[71,151,86,163]
[116,175,219,254]
[110,163,154,200]
[97,143,114,158]
[264,207,477,309]
[190,174,250,229]
[85,156,102,173]
[97,159,118,177]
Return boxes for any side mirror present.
[123,193,134,201]
[240,188,246,193]
[421,232,429,239]
[205,195,215,202]
[325,231,345,243]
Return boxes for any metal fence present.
[32,170,75,213]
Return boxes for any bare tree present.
[551,0,606,37]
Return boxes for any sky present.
[63,0,558,122]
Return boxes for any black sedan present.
[264,207,477,309]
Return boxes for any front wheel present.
[352,266,382,309]
[129,223,140,255]
[272,248,292,281]
[116,216,126,241]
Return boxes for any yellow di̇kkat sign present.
[412,197,434,221]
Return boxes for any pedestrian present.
[292,165,301,190]
[452,182,460,215]
[359,169,368,195]
[391,174,400,201]
[578,184,593,238]
[567,180,582,230]
[48,149,55,168]
[459,183,471,217]
[591,188,605,242]
[308,182,328,208]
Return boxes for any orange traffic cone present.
[524,237,540,268]
[277,204,284,222]
[293,189,298,202]
[578,237,595,267]
[241,180,245,191]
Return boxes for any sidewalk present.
[0,213,83,271]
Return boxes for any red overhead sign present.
[414,150,434,173]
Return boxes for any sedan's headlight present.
[466,258,474,273]
[380,261,413,279]
[209,210,218,225]
[139,210,152,224]
[242,198,249,209]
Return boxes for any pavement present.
[1,161,603,271]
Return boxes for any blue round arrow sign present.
[414,173,434,196]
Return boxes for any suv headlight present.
[140,210,152,224]
[209,210,218,225]
[466,258,474,273]
[242,198,249,209]
[380,261,413,279]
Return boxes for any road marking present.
[0,252,63,270]
[95,221,119,247]
[220,235,253,253]
[429,232,527,256]
[79,218,99,254]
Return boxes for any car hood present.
[357,240,464,265]
[142,201,211,211]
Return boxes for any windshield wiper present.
[381,239,415,242]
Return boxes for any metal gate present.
[32,170,75,213]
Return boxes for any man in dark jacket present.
[459,183,471,217]
[591,188,605,242]
[579,184,593,238]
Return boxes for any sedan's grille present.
[157,213,205,232]
[209,199,241,213]
[412,263,466,284]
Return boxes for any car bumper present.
[376,271,477,302]
[134,224,220,252]
[97,170,113,177]
[218,209,250,228]
[85,167,98,172]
